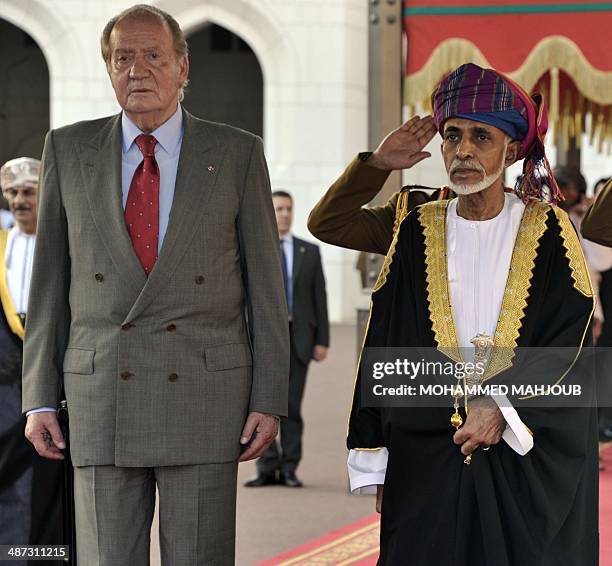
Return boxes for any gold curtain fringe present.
[549,67,560,125]
[405,36,612,107]
[405,38,489,109]
[510,36,612,105]
[404,36,612,149]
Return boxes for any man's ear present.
[505,140,520,165]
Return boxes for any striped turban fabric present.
[432,63,560,203]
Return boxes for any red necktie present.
[125,134,159,276]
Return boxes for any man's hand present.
[376,485,384,514]
[25,412,65,461]
[368,115,437,171]
[313,345,328,362]
[238,411,279,462]
[593,317,603,345]
[453,396,505,456]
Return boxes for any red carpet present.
[261,452,612,566]
[257,514,379,565]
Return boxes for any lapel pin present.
[207,165,215,172]
[300,246,306,253]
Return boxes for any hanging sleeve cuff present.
[347,447,388,493]
[491,394,534,456]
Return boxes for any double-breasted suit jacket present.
[22,109,290,467]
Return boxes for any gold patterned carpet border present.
[258,514,379,566]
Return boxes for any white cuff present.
[347,447,388,493]
[26,407,57,417]
[491,394,534,456]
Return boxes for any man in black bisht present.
[312,64,598,565]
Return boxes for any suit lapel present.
[125,110,223,321]
[78,115,147,294]
[292,237,306,287]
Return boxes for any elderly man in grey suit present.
[21,5,289,565]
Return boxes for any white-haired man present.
[22,5,288,565]
[310,63,598,565]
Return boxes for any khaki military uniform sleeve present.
[581,179,612,247]
[307,155,399,255]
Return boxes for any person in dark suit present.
[246,190,329,487]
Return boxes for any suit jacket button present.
[195,275,205,285]
[166,324,177,332]
[168,373,179,382]
[120,371,133,380]
[95,273,104,282]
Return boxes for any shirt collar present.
[121,104,183,155]
[280,233,293,243]
[449,193,512,224]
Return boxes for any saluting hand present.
[453,396,505,456]
[368,115,438,171]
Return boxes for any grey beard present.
[447,147,508,196]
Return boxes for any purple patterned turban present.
[432,63,560,203]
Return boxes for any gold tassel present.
[540,81,549,114]
[588,100,596,146]
[574,93,584,149]
[563,90,572,150]
[598,107,608,153]
[549,68,560,139]
[606,108,612,156]
[595,108,606,152]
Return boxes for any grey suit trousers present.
[74,462,238,566]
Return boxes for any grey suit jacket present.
[22,110,289,467]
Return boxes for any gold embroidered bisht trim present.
[419,199,550,379]
[552,206,594,297]
[516,205,596,399]
[372,190,410,292]
[0,230,25,340]
[419,201,461,363]
[348,190,411,448]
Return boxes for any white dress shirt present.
[27,106,185,417]
[5,227,36,315]
[348,193,534,492]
